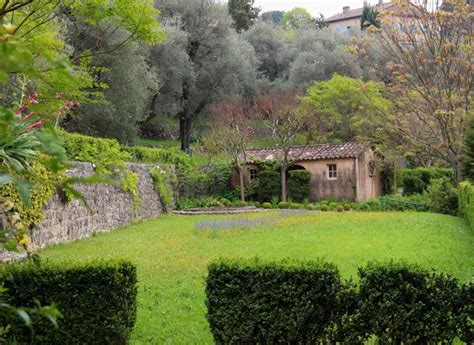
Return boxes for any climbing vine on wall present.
[150,165,176,208]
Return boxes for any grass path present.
[40,211,474,344]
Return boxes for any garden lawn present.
[40,211,474,344]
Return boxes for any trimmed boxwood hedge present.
[460,181,474,230]
[0,260,137,345]
[206,259,351,344]
[206,259,473,344]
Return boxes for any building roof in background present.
[245,142,369,162]
[326,2,395,22]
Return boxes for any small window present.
[328,164,337,180]
[249,168,258,181]
[345,26,351,33]
[335,24,340,32]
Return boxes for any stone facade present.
[236,143,383,202]
[30,162,169,249]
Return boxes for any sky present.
[253,0,376,18]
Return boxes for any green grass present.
[40,211,474,344]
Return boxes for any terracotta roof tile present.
[245,142,368,162]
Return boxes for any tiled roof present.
[326,2,395,22]
[245,142,368,162]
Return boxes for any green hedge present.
[1,261,137,345]
[206,259,473,344]
[123,145,193,171]
[353,262,472,344]
[257,169,280,202]
[398,167,453,195]
[460,181,474,230]
[206,259,348,344]
[379,194,428,212]
[287,170,311,202]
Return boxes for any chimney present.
[343,6,350,13]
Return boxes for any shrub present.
[355,199,381,212]
[257,169,280,202]
[336,205,344,212]
[320,200,328,206]
[306,204,316,210]
[459,182,474,230]
[398,167,453,195]
[351,261,472,344]
[343,204,351,211]
[262,202,273,209]
[290,202,302,209]
[0,261,137,345]
[379,194,428,212]
[461,118,474,182]
[175,197,221,210]
[232,200,248,207]
[320,205,329,212]
[253,201,261,208]
[287,170,311,202]
[206,259,348,344]
[219,198,232,207]
[427,177,458,215]
[278,201,290,209]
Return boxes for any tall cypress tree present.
[461,119,474,181]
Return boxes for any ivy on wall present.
[0,156,68,229]
[150,165,176,209]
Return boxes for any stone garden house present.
[238,142,383,201]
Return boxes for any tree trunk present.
[179,117,192,151]
[238,165,245,202]
[280,164,287,202]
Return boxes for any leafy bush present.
[232,200,248,207]
[427,177,458,215]
[63,132,130,175]
[257,169,280,202]
[351,262,472,344]
[336,205,344,212]
[306,204,316,210]
[278,201,290,209]
[206,259,349,344]
[219,198,232,207]
[206,259,473,344]
[379,194,428,212]
[287,170,311,202]
[459,182,474,230]
[398,167,453,195]
[175,197,221,210]
[0,260,137,345]
[355,199,381,212]
[262,202,272,209]
[290,202,302,209]
[320,205,329,212]
[343,204,351,211]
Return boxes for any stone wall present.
[30,162,168,249]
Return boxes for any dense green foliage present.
[0,159,68,230]
[379,194,428,212]
[228,0,260,32]
[459,182,474,230]
[397,167,454,195]
[41,211,474,343]
[0,260,137,344]
[206,259,347,343]
[427,177,459,215]
[206,259,473,344]
[302,74,391,142]
[462,119,474,181]
[287,170,311,202]
[257,169,281,202]
[353,262,473,344]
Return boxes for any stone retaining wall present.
[30,162,169,249]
